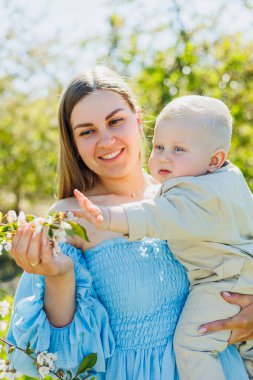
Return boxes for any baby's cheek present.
[148,154,157,175]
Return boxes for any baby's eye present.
[154,145,164,151]
[174,146,185,152]
[110,118,123,126]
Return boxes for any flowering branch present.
[0,299,97,379]
[0,210,89,256]
[0,337,97,379]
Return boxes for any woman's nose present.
[97,132,116,148]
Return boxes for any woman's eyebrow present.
[73,122,93,130]
[73,108,125,130]
[105,108,124,120]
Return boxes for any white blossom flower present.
[17,211,26,227]
[33,218,45,235]
[53,229,67,244]
[0,245,3,255]
[60,221,71,230]
[45,215,54,225]
[37,351,57,369]
[66,211,74,219]
[7,211,17,223]
[0,371,7,379]
[37,352,48,366]
[4,242,12,252]
[46,353,57,362]
[0,321,7,331]
[38,366,50,378]
[6,232,12,240]
[0,300,10,318]
[0,360,15,380]
[0,360,6,371]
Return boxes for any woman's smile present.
[99,148,124,161]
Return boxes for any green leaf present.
[66,228,75,237]
[48,227,53,238]
[25,341,34,355]
[0,225,10,232]
[68,222,90,242]
[66,370,73,380]
[50,224,60,229]
[75,353,97,376]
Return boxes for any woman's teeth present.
[101,150,122,160]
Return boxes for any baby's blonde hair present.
[156,95,233,152]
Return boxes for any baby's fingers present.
[72,208,104,228]
[74,189,101,217]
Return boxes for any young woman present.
[7,66,253,380]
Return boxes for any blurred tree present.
[0,1,62,283]
[0,1,64,212]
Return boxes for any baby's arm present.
[73,189,129,234]
[74,186,219,242]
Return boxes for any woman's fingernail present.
[223,291,231,297]
[199,327,207,334]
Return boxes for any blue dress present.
[7,238,249,379]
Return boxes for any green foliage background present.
[0,0,253,378]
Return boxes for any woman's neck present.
[90,167,149,198]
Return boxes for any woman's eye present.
[174,146,185,152]
[79,129,94,136]
[110,118,123,126]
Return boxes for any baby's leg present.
[173,282,240,380]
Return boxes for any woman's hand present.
[199,291,253,344]
[11,223,73,277]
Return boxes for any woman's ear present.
[208,149,227,173]
[136,107,142,133]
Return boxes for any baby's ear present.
[208,149,227,173]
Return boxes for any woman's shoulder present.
[49,197,79,212]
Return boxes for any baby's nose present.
[159,151,172,162]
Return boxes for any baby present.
[74,95,253,380]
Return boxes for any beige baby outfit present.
[122,162,253,380]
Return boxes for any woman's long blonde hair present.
[57,66,138,199]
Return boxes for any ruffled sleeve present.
[7,243,115,377]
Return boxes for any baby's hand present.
[73,189,110,230]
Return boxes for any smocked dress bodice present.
[85,238,188,351]
[84,238,188,379]
[7,238,249,380]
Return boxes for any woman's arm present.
[199,292,253,344]
[11,223,76,326]
[8,238,115,377]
